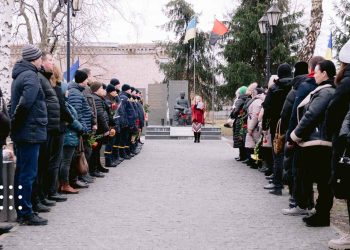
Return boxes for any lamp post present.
[258,3,281,85]
[60,0,83,82]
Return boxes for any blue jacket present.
[10,60,47,143]
[67,82,92,133]
[118,92,136,129]
[64,103,84,147]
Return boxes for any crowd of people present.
[230,39,350,249]
[0,44,145,228]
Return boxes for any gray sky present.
[99,0,337,56]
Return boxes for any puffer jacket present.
[118,91,136,129]
[245,93,265,148]
[64,103,84,147]
[83,86,97,127]
[67,82,92,133]
[291,79,335,147]
[262,77,293,135]
[325,64,350,138]
[38,69,60,134]
[92,93,110,135]
[10,60,47,143]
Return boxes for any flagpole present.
[193,32,196,96]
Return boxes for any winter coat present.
[245,94,264,148]
[262,77,293,135]
[0,88,10,145]
[287,76,317,141]
[10,60,47,143]
[64,103,84,147]
[53,83,74,134]
[92,93,110,135]
[232,95,249,148]
[38,70,60,134]
[325,64,350,139]
[118,91,136,129]
[83,87,97,127]
[191,102,205,124]
[136,100,145,128]
[280,75,307,135]
[291,79,335,147]
[67,82,92,133]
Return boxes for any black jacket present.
[10,60,47,143]
[262,77,293,134]
[230,95,249,120]
[53,83,73,133]
[0,88,10,145]
[280,75,307,134]
[38,70,60,134]
[325,64,350,138]
[291,79,335,147]
[92,93,109,135]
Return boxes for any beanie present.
[22,44,42,62]
[339,39,350,64]
[74,70,88,84]
[239,86,247,95]
[277,63,292,79]
[122,84,131,92]
[110,78,120,86]
[294,61,308,77]
[90,82,103,93]
[106,84,116,93]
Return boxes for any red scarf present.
[307,71,315,78]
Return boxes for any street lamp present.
[258,3,281,84]
[59,0,83,82]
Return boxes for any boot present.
[60,182,79,194]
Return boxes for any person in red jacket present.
[191,95,205,143]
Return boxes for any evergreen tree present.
[220,0,303,100]
[158,0,215,107]
[332,0,350,54]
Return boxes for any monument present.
[173,91,192,126]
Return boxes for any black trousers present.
[297,146,333,216]
[120,127,130,156]
[32,133,63,202]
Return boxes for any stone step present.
[145,135,221,140]
[146,131,170,135]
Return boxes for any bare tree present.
[298,0,323,61]
[0,0,15,100]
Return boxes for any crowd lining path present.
[0,139,340,249]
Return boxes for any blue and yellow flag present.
[325,32,332,60]
[184,17,197,44]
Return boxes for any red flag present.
[212,19,228,36]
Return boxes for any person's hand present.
[104,131,110,136]
[286,141,295,150]
[92,125,97,131]
[109,129,116,137]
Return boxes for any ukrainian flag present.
[325,32,332,60]
[184,16,197,44]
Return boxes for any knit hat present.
[122,84,131,92]
[294,61,308,77]
[239,86,248,95]
[110,78,120,86]
[339,39,350,64]
[22,44,42,62]
[106,84,116,93]
[74,70,88,84]
[90,82,103,93]
[277,63,292,79]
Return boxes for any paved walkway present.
[0,140,340,249]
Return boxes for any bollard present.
[0,161,16,222]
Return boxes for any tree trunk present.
[298,0,323,62]
[0,0,15,101]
